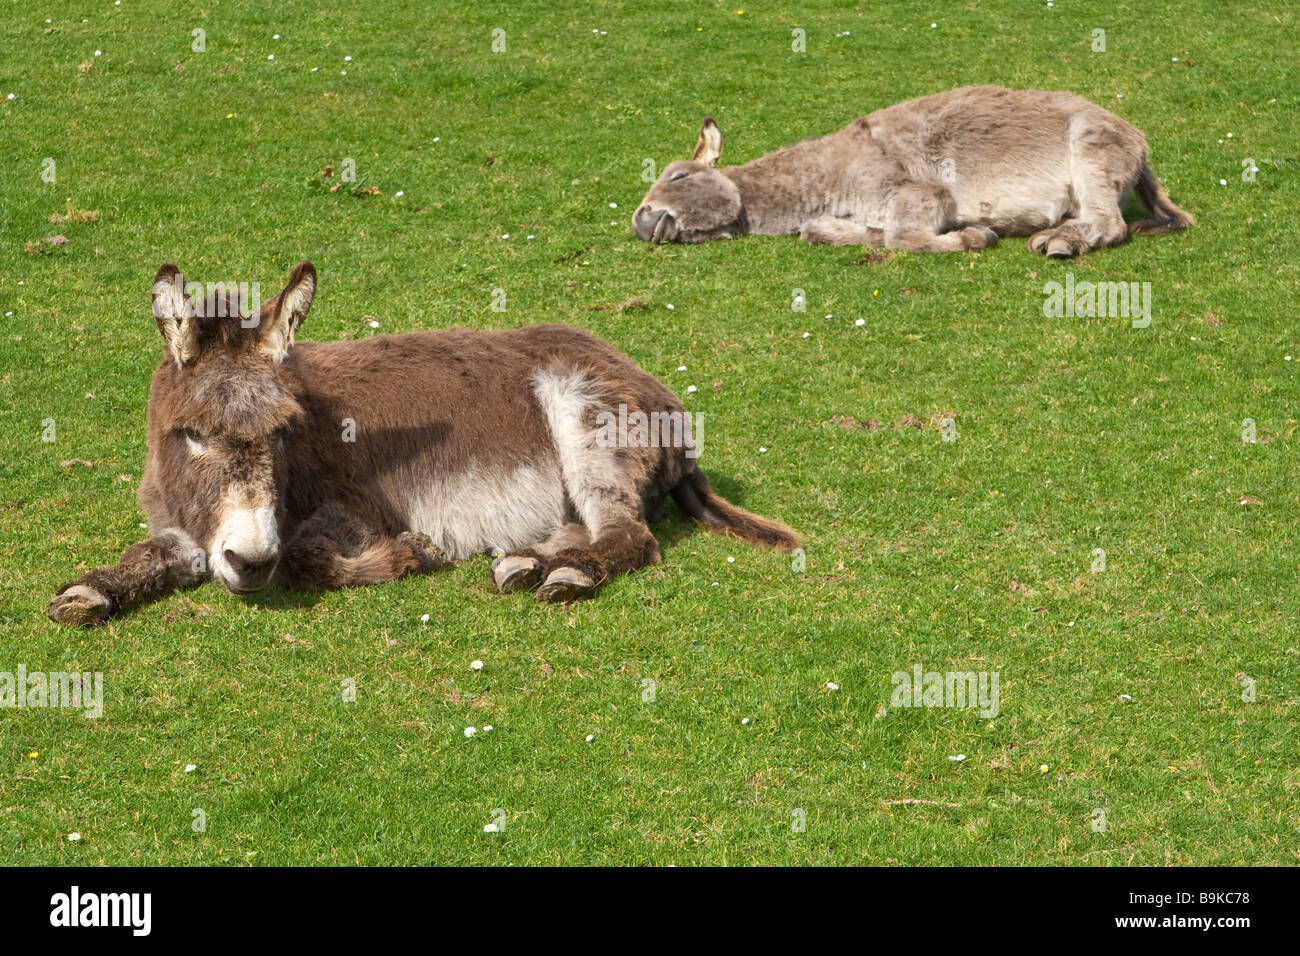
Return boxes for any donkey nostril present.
[224,549,278,579]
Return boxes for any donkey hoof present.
[493,555,542,594]
[964,225,998,249]
[1045,236,1077,258]
[1028,231,1053,256]
[400,531,448,571]
[536,567,596,604]
[47,585,112,627]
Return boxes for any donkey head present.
[633,119,743,243]
[146,262,315,593]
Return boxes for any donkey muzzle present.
[633,205,679,243]
[220,547,280,593]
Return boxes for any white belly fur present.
[404,460,568,560]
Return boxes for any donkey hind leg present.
[278,504,448,591]
[1029,130,1133,258]
[535,515,661,604]
[883,182,998,254]
[492,523,589,595]
[47,529,205,625]
[799,217,885,246]
[1028,205,1128,258]
[523,371,666,603]
[1028,192,1127,258]
[494,516,660,604]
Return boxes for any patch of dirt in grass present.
[827,415,882,430]
[872,411,962,431]
[49,203,98,224]
[25,235,67,254]
[746,770,784,791]
[587,298,648,313]
[926,410,958,430]
[554,246,590,264]
[442,684,490,708]
[872,411,959,431]
[306,165,381,196]
[855,248,895,265]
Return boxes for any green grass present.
[1,0,1298,865]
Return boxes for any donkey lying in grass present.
[634,85,1192,258]
[47,262,797,625]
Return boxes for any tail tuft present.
[1129,163,1194,236]
[671,470,799,549]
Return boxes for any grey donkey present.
[633,86,1192,257]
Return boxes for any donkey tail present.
[671,470,799,549]
[1129,162,1194,236]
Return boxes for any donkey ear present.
[260,261,316,364]
[152,264,200,366]
[692,118,722,166]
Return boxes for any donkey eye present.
[179,427,206,451]
[669,171,689,182]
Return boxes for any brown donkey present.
[47,262,797,625]
[634,85,1192,257]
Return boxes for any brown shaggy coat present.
[47,263,797,624]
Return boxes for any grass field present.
[1,0,1298,865]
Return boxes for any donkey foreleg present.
[886,223,998,254]
[47,530,206,626]
[883,183,998,253]
[277,505,448,591]
[799,217,885,246]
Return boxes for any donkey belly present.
[402,458,570,561]
[955,178,1074,236]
